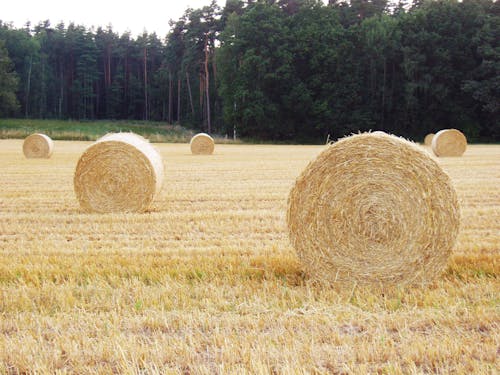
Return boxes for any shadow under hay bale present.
[74,132,164,213]
[23,133,54,158]
[287,132,460,286]
[190,133,215,155]
[431,129,467,157]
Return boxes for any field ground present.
[0,140,498,373]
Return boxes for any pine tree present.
[0,39,19,116]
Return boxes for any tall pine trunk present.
[177,77,181,123]
[25,55,33,118]
[381,57,387,128]
[106,44,111,88]
[186,71,195,118]
[58,68,64,118]
[143,47,148,121]
[204,35,211,133]
[168,70,173,124]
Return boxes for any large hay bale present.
[23,133,54,158]
[287,132,460,286]
[190,133,214,155]
[97,132,148,143]
[431,129,467,157]
[424,133,434,146]
[74,132,164,213]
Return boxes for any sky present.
[2,0,222,38]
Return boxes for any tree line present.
[0,0,498,141]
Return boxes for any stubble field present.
[0,139,498,374]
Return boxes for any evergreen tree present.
[0,0,497,141]
[0,39,19,116]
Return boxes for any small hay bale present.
[431,129,467,157]
[23,133,54,158]
[190,133,214,155]
[424,133,434,146]
[287,132,460,286]
[74,132,164,213]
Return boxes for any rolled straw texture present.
[23,133,54,158]
[424,133,434,146]
[74,132,164,213]
[431,129,467,157]
[287,132,460,286]
[190,133,215,155]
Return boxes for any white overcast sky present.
[2,0,223,38]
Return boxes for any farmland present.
[0,140,498,373]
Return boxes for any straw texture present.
[287,132,460,286]
[190,133,215,155]
[23,133,54,158]
[424,133,434,146]
[431,129,467,157]
[74,132,164,213]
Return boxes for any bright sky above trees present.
[2,0,222,37]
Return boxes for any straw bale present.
[190,133,215,155]
[23,133,54,158]
[74,132,164,213]
[424,133,434,146]
[431,129,467,157]
[98,132,148,143]
[287,132,460,286]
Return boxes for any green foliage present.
[0,40,19,116]
[396,0,496,139]
[219,2,297,139]
[0,0,498,142]
[461,0,500,139]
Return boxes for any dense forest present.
[0,0,498,141]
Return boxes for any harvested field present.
[0,140,498,373]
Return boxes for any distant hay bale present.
[424,133,434,146]
[74,132,164,213]
[190,133,214,155]
[23,133,54,158]
[431,129,467,157]
[287,132,460,286]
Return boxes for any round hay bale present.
[190,133,214,155]
[74,132,164,213]
[431,129,467,157]
[97,132,148,143]
[287,132,460,286]
[424,133,434,146]
[23,133,54,158]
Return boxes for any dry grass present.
[0,140,498,374]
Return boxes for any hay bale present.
[74,132,164,213]
[190,133,214,155]
[424,133,434,146]
[431,129,467,157]
[287,132,460,286]
[23,133,54,158]
[97,132,148,143]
